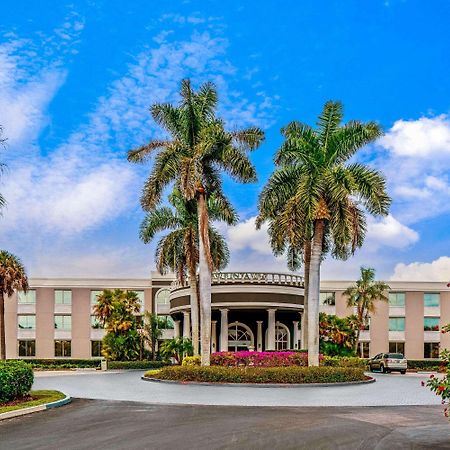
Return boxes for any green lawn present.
[0,390,66,414]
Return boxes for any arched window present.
[228,322,254,351]
[155,289,170,305]
[275,322,290,350]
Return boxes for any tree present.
[93,289,141,360]
[258,101,390,366]
[128,79,264,365]
[319,312,358,356]
[160,337,193,364]
[141,312,167,360]
[343,267,390,354]
[140,189,235,356]
[0,251,29,359]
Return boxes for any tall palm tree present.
[140,189,236,356]
[343,267,390,354]
[0,251,29,359]
[258,101,390,365]
[128,79,264,365]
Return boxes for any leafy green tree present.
[343,267,390,353]
[128,79,264,365]
[0,251,28,359]
[141,312,171,360]
[319,312,358,356]
[258,101,390,366]
[93,289,141,360]
[140,189,235,356]
[160,337,193,364]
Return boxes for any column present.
[174,320,181,338]
[292,320,299,350]
[182,312,191,339]
[256,321,263,352]
[211,320,217,353]
[220,308,228,352]
[266,308,276,350]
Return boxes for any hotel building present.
[2,272,450,359]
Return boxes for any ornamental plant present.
[210,351,314,367]
[0,360,33,402]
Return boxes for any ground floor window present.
[228,322,254,351]
[55,340,71,357]
[389,342,405,355]
[275,323,290,350]
[18,340,35,357]
[91,340,102,357]
[424,342,439,358]
[359,342,370,358]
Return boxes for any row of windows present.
[389,317,441,331]
[358,341,440,358]
[18,340,103,357]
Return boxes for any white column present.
[174,320,181,339]
[183,312,191,339]
[220,308,228,352]
[292,321,299,350]
[266,308,276,350]
[211,320,217,353]
[256,321,263,352]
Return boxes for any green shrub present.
[321,356,368,368]
[182,356,201,366]
[107,360,167,370]
[16,359,101,369]
[0,360,34,402]
[408,359,442,371]
[146,365,367,384]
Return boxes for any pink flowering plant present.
[425,324,450,419]
[210,351,323,367]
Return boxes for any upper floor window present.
[389,292,405,307]
[91,290,102,305]
[132,290,145,306]
[18,290,36,304]
[18,315,36,330]
[424,293,440,307]
[91,315,103,329]
[156,289,170,305]
[54,315,72,330]
[55,290,72,305]
[320,292,335,306]
[424,317,440,331]
[389,317,405,331]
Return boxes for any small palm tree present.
[129,79,264,365]
[0,251,29,359]
[140,189,236,356]
[258,101,390,366]
[344,267,390,354]
[141,312,166,360]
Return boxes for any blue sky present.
[0,0,449,281]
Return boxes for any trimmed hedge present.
[146,365,367,384]
[15,359,101,369]
[407,359,442,371]
[322,356,368,368]
[211,351,312,367]
[107,360,167,370]
[0,360,34,402]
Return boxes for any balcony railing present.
[171,272,304,290]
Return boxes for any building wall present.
[405,292,424,359]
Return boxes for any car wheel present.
[400,370,406,374]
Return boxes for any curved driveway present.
[33,370,441,407]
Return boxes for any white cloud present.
[226,216,273,255]
[391,256,450,281]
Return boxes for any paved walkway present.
[1,400,449,449]
[33,370,442,407]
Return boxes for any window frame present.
[424,293,440,308]
[54,340,71,357]
[18,339,36,357]
[424,317,440,331]
[55,289,72,305]
[54,315,72,331]
[388,292,405,307]
[320,292,336,306]
[18,315,36,330]
[18,290,36,304]
[388,317,405,332]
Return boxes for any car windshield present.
[387,353,404,359]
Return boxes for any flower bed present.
[145,365,367,384]
[0,360,34,403]
[211,351,315,367]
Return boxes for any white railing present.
[171,272,304,290]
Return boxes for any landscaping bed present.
[0,390,66,414]
[144,365,368,384]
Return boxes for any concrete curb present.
[141,376,376,388]
[0,394,71,421]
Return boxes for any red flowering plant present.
[425,324,450,419]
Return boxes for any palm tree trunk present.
[307,220,325,367]
[189,269,200,356]
[0,291,5,360]
[302,240,311,350]
[197,193,212,366]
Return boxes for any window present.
[275,324,290,350]
[424,317,440,331]
[228,323,254,351]
[18,290,36,304]
[389,292,405,307]
[359,342,370,358]
[91,340,102,357]
[18,340,35,357]
[55,290,72,305]
[18,315,36,330]
[389,342,405,354]
[159,315,174,329]
[155,289,170,305]
[424,293,440,307]
[389,317,405,331]
[362,318,370,331]
[133,290,145,305]
[55,340,71,357]
[424,342,440,359]
[54,315,71,330]
[320,292,335,306]
[91,315,103,329]
[90,290,102,305]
